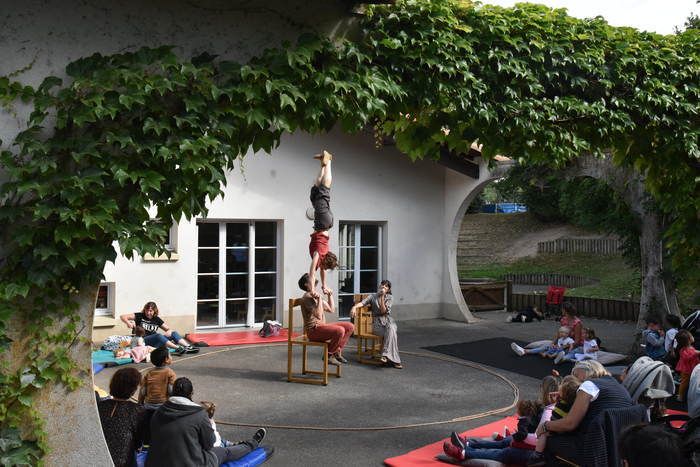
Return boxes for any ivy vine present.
[0,0,697,463]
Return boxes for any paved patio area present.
[94,310,637,466]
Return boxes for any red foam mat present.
[384,415,519,467]
[186,329,297,346]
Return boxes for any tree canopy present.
[0,0,698,462]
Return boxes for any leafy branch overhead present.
[0,0,697,462]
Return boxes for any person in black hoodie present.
[146,377,268,467]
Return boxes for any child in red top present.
[675,329,700,402]
[308,150,338,294]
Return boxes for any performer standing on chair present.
[308,150,338,295]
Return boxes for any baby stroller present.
[622,356,675,421]
[682,310,700,350]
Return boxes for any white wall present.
[103,128,450,330]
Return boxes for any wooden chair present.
[287,298,341,385]
[352,294,384,365]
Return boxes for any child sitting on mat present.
[528,375,581,465]
[114,326,154,363]
[541,326,575,359]
[444,399,544,464]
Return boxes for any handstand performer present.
[308,150,338,295]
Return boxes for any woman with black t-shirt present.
[120,301,198,355]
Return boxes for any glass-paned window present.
[94,283,113,316]
[337,223,383,319]
[197,221,278,328]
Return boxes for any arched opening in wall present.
[457,168,638,322]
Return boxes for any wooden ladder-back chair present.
[287,298,341,385]
[353,294,384,365]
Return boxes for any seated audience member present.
[506,306,544,323]
[665,314,681,366]
[675,330,700,402]
[147,377,268,467]
[138,346,176,410]
[121,301,198,355]
[114,326,155,363]
[297,273,354,366]
[97,367,145,467]
[511,302,583,360]
[642,317,666,360]
[529,375,581,465]
[535,360,635,461]
[350,279,403,368]
[619,424,692,467]
[200,401,232,448]
[562,328,599,363]
[511,326,574,360]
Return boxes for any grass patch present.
[460,253,641,301]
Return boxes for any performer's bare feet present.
[314,150,333,166]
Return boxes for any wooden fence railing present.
[502,273,597,288]
[538,238,622,255]
[510,292,639,322]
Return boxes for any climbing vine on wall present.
[0,0,697,462]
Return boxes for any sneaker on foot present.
[450,432,466,450]
[335,354,348,364]
[443,441,465,461]
[252,428,266,444]
[554,351,566,364]
[492,432,503,441]
[328,355,342,366]
[511,342,526,356]
[174,346,186,356]
[185,345,200,354]
[506,316,513,323]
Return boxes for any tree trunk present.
[6,282,114,466]
[568,154,681,331]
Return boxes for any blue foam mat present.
[136,446,271,467]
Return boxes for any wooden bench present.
[353,294,384,365]
[286,298,341,385]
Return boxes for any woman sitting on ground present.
[350,280,403,369]
[511,301,584,363]
[97,367,145,467]
[535,360,635,462]
[147,377,269,467]
[297,273,354,366]
[120,301,198,355]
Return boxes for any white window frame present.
[196,221,280,329]
[94,282,115,317]
[337,222,384,320]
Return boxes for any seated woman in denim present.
[120,301,198,355]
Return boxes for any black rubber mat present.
[423,337,574,379]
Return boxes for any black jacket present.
[146,397,218,467]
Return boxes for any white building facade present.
[96,129,495,341]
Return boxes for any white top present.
[131,336,145,348]
[577,380,600,402]
[664,328,678,352]
[210,419,222,447]
[583,339,599,355]
[557,336,575,348]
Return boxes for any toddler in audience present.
[114,326,154,363]
[573,328,599,361]
[676,330,700,402]
[642,317,666,360]
[138,346,176,409]
[540,327,574,359]
[529,375,581,466]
